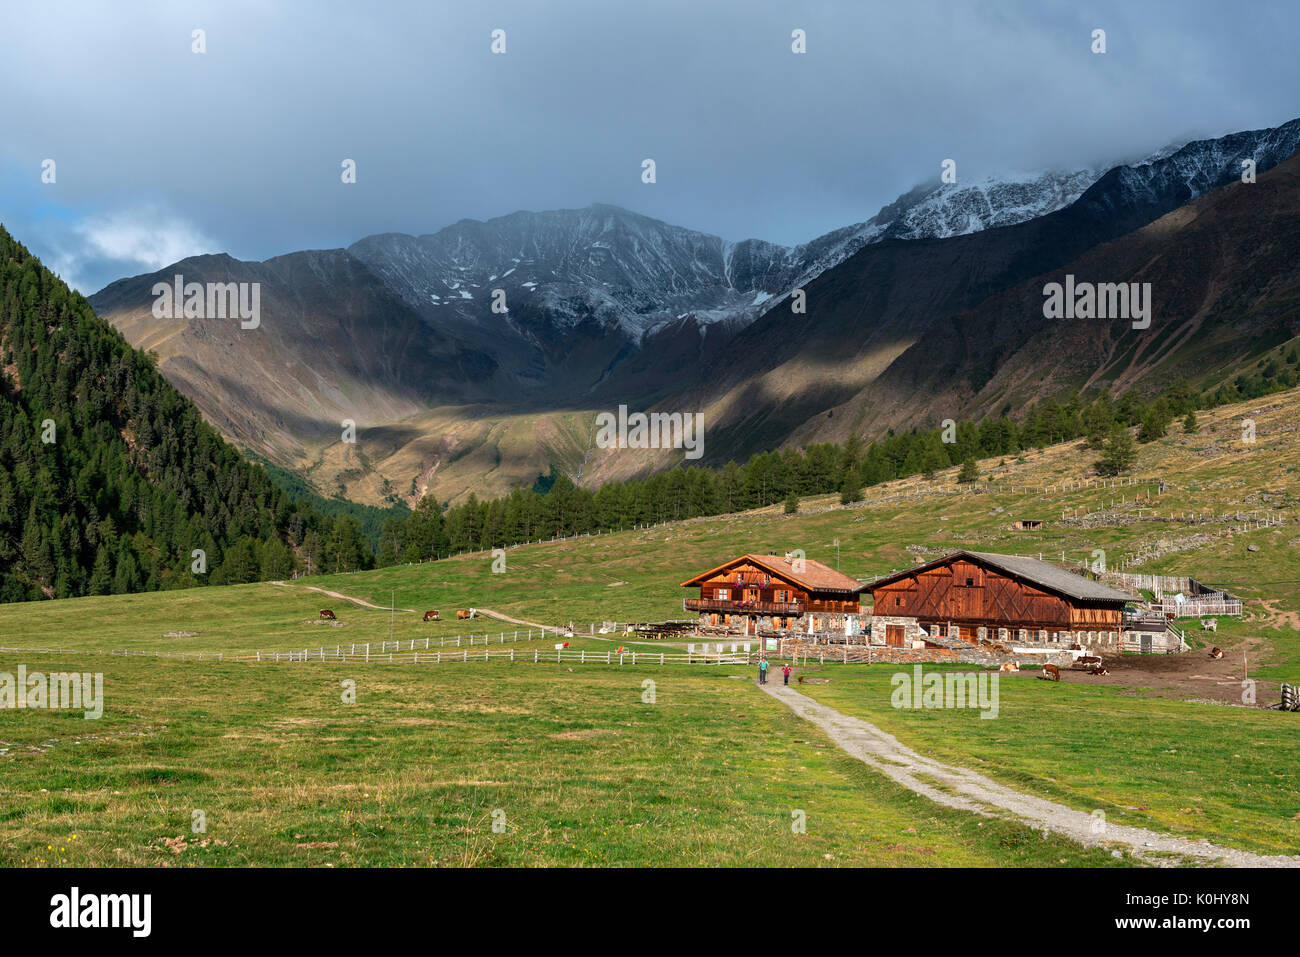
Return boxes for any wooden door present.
[886,624,905,647]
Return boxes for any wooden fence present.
[235,647,753,665]
[1157,598,1243,618]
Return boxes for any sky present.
[1,0,1298,294]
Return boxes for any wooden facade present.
[866,551,1132,648]
[681,554,866,636]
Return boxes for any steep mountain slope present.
[90,117,1300,503]
[89,249,499,465]
[864,151,1300,430]
[91,177,1109,504]
[0,226,318,601]
[578,118,1300,483]
[86,165,1125,505]
[347,171,1112,346]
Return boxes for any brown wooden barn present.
[681,554,867,637]
[866,551,1135,651]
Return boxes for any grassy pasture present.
[0,655,1127,867]
[0,388,1298,866]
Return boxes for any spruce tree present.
[1097,425,1137,476]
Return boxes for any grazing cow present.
[423,610,440,622]
[319,609,336,621]
[1209,646,1225,659]
[457,609,472,620]
[1039,663,1061,682]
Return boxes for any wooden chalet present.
[865,551,1136,651]
[681,554,867,637]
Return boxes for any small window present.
[965,577,974,587]
[895,597,901,607]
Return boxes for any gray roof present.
[964,552,1136,602]
[865,550,1137,603]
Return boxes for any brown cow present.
[457,609,472,620]
[423,610,440,622]
[1086,665,1110,676]
[1038,663,1061,682]
[1209,646,1224,659]
[319,609,336,621]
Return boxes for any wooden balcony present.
[805,600,862,613]
[685,597,805,616]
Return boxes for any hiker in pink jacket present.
[782,663,792,686]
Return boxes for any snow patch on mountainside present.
[345,118,1300,344]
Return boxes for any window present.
[716,588,730,600]
[895,597,902,607]
[965,577,974,587]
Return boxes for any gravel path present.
[268,581,415,613]
[759,681,1299,868]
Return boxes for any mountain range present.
[89,117,1300,505]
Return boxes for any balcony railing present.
[685,597,805,616]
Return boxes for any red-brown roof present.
[680,554,867,594]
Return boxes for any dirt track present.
[760,681,1299,868]
[1040,636,1270,705]
[268,581,415,613]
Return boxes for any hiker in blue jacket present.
[758,657,769,684]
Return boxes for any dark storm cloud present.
[1,0,1296,292]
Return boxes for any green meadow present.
[1,388,1298,865]
[0,656,1127,867]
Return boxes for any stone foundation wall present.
[1119,629,1185,654]
[866,615,927,647]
